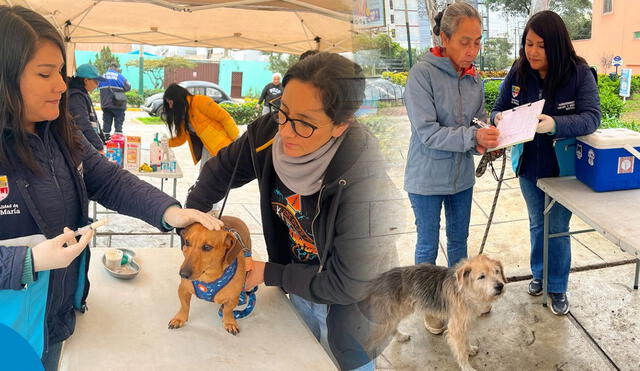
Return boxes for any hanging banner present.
[354,0,385,29]
[619,68,632,98]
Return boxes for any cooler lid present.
[577,128,640,149]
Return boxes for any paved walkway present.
[100,111,639,370]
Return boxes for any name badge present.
[557,101,575,111]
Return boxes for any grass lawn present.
[137,116,164,125]
[602,95,640,132]
[622,96,640,122]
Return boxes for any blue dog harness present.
[191,228,257,320]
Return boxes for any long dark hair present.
[0,5,80,173]
[68,76,87,92]
[282,52,365,125]
[162,83,192,136]
[516,10,587,99]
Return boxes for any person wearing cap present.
[97,62,130,139]
[68,63,106,152]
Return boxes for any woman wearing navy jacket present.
[0,6,222,370]
[491,10,600,315]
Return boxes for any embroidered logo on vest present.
[511,85,520,98]
[0,175,9,202]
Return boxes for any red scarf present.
[430,47,477,77]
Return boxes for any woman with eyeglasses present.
[161,83,239,170]
[185,52,395,371]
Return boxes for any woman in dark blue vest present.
[491,10,600,315]
[0,6,222,370]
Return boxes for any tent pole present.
[138,44,144,95]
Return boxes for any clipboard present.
[488,99,545,152]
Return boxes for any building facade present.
[573,0,640,73]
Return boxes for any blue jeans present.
[519,177,573,293]
[408,188,473,267]
[289,294,374,371]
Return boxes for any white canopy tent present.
[5,0,356,56]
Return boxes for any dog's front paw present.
[224,321,240,335]
[168,317,187,329]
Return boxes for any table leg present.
[92,201,97,247]
[543,194,550,307]
[170,178,177,248]
[161,178,164,192]
[634,259,640,290]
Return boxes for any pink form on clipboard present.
[489,99,545,152]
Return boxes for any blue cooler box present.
[575,128,640,192]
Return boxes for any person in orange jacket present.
[162,83,239,169]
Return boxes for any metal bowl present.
[102,249,140,280]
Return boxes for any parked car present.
[142,80,233,117]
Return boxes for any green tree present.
[353,33,408,73]
[486,0,592,40]
[125,56,196,88]
[485,0,531,17]
[267,53,299,76]
[551,0,592,40]
[483,38,513,71]
[89,46,120,75]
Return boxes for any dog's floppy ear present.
[223,232,243,265]
[455,262,471,291]
[497,260,507,283]
[178,225,192,250]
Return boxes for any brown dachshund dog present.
[168,215,252,335]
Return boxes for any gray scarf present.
[272,132,346,196]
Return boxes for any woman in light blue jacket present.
[404,2,499,276]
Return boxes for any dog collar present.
[192,259,238,302]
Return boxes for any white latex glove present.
[536,114,556,134]
[162,205,224,230]
[493,112,503,125]
[32,227,93,272]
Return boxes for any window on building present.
[390,14,394,24]
[603,0,613,13]
[389,0,393,9]
[635,31,640,39]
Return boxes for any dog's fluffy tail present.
[362,267,409,353]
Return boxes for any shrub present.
[599,89,625,119]
[220,100,261,126]
[144,88,165,98]
[598,74,639,96]
[483,79,502,114]
[88,90,145,107]
[600,116,640,132]
[125,92,144,107]
[630,75,640,95]
[381,71,408,86]
[479,70,508,78]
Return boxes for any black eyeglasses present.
[267,102,319,138]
